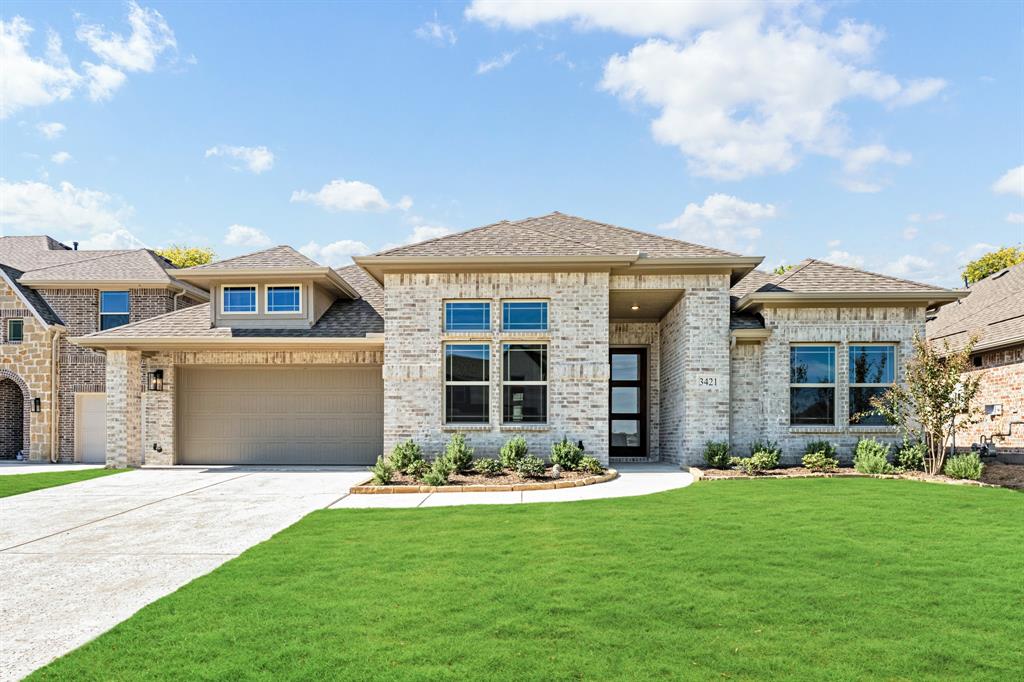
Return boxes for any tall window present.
[266,285,301,313]
[503,343,547,423]
[502,301,548,332]
[222,285,257,314]
[790,345,835,425]
[445,302,490,332]
[445,344,490,423]
[7,318,24,342]
[849,345,896,425]
[99,291,130,330]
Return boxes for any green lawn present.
[0,468,123,498]
[33,479,1023,681]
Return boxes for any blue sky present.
[1,1,1022,285]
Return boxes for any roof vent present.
[72,241,78,250]
[992,268,1010,279]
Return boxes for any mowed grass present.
[34,479,1023,681]
[0,468,123,498]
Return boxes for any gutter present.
[70,335,386,351]
[735,290,968,312]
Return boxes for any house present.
[74,213,963,468]
[927,261,1024,460]
[0,236,207,462]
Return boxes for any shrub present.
[421,458,453,487]
[944,453,984,480]
[895,440,926,471]
[802,451,839,472]
[578,456,604,475]
[750,439,782,459]
[853,438,893,474]
[804,440,836,458]
[389,439,423,473]
[517,455,546,478]
[734,450,780,475]
[703,440,731,469]
[406,459,430,481]
[369,456,394,485]
[475,457,504,476]
[550,437,584,470]
[499,435,529,469]
[442,433,474,474]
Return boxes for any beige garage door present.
[76,393,107,464]
[177,366,383,465]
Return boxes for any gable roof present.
[927,262,1024,353]
[185,245,320,271]
[0,264,63,327]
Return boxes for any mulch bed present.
[696,462,1024,490]
[388,468,594,487]
[979,462,1024,490]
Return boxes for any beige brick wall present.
[959,344,1024,454]
[106,349,142,467]
[729,341,764,456]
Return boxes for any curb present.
[350,469,619,494]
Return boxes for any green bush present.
[369,456,394,485]
[499,435,529,469]
[853,438,894,474]
[421,458,453,487]
[406,459,430,481]
[442,434,474,474]
[389,439,423,473]
[895,440,926,471]
[802,451,839,472]
[475,457,504,476]
[703,440,731,468]
[734,450,780,475]
[550,437,584,470]
[944,453,984,480]
[517,455,546,478]
[578,456,604,475]
[804,440,836,458]
[750,439,782,459]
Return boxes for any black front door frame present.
[609,347,647,457]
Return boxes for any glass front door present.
[609,348,646,457]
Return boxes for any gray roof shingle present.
[740,259,947,295]
[927,262,1024,352]
[0,235,185,285]
[185,245,320,271]
[0,264,63,326]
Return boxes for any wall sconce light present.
[148,369,164,392]
[32,397,41,412]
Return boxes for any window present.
[222,285,257,314]
[444,344,490,423]
[99,291,130,330]
[7,318,24,342]
[849,345,896,425]
[790,345,835,425]
[502,301,548,332]
[503,343,547,423]
[266,285,301,313]
[445,302,490,332]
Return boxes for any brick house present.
[927,261,1024,461]
[76,213,963,467]
[0,236,207,462]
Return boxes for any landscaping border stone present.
[350,469,618,494]
[688,467,1004,488]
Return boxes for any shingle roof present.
[927,262,1024,353]
[373,212,740,259]
[0,264,63,326]
[336,264,383,314]
[0,235,188,286]
[185,245,320,271]
[730,269,774,297]
[743,259,946,294]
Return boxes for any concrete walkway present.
[0,462,105,475]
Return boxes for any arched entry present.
[0,370,31,459]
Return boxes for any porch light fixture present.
[148,369,164,392]
[32,397,41,413]
[630,305,639,311]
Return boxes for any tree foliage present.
[961,246,1024,285]
[155,245,215,268]
[772,264,794,275]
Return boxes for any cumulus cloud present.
[78,228,147,249]
[824,250,865,268]
[477,50,519,74]
[0,178,132,234]
[415,12,457,46]
[82,61,128,101]
[76,1,176,73]
[396,195,414,211]
[299,239,372,267]
[992,165,1023,197]
[290,179,393,212]
[659,193,776,254]
[204,145,275,174]
[884,254,937,280]
[51,151,72,165]
[224,224,271,248]
[36,121,66,139]
[0,18,82,119]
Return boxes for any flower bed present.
[351,468,618,494]
[689,465,1012,489]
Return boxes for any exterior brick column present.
[106,349,143,468]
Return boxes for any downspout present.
[49,327,63,463]
[172,290,185,311]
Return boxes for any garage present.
[177,365,383,465]
[75,393,107,464]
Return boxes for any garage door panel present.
[178,366,383,465]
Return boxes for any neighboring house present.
[927,261,1024,459]
[76,213,962,468]
[0,236,207,462]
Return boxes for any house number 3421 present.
[699,376,718,387]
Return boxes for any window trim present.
[264,283,303,315]
[443,300,492,333]
[789,343,837,426]
[501,299,549,332]
[6,318,24,343]
[220,284,259,315]
[848,342,897,425]
[443,342,491,425]
[501,342,549,424]
[98,290,131,331]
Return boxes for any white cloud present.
[884,254,936,280]
[290,179,392,212]
[78,228,146,249]
[379,223,454,252]
[825,250,865,268]
[992,165,1024,197]
[0,18,82,119]
[659,193,776,254]
[396,195,414,211]
[51,151,72,165]
[1007,212,1024,224]
[299,239,372,267]
[902,226,918,241]
[75,1,176,73]
[415,13,457,46]
[224,224,271,248]
[841,144,911,175]
[82,61,127,101]
[477,50,518,74]
[0,178,132,234]
[36,121,66,139]
[886,77,947,108]
[204,145,275,174]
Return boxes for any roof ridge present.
[802,258,947,291]
[15,250,137,277]
[511,214,621,256]
[770,259,814,286]
[82,301,211,338]
[372,220,509,257]
[552,211,741,257]
[188,244,315,269]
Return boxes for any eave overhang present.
[71,334,385,352]
[735,290,968,312]
[17,278,210,302]
[174,267,358,299]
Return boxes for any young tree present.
[864,334,982,475]
[155,245,215,268]
[961,245,1024,284]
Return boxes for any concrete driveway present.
[0,467,366,681]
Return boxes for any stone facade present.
[959,343,1024,455]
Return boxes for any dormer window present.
[267,285,302,313]
[222,285,257,314]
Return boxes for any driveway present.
[0,468,367,681]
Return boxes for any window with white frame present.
[849,344,896,425]
[7,318,24,342]
[790,345,835,425]
[222,285,257,314]
[99,291,130,330]
[266,285,301,313]
[444,344,490,423]
[502,343,547,423]
[502,301,548,332]
[444,301,490,332]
